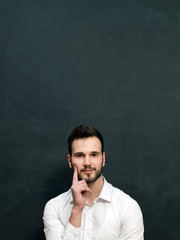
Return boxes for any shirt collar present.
[97,177,111,202]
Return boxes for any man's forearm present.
[69,206,83,228]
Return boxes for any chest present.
[79,202,121,240]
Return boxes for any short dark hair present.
[68,125,104,155]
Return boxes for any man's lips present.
[81,168,95,174]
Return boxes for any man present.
[43,125,144,240]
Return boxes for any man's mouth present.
[81,168,95,174]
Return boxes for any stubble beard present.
[78,162,104,184]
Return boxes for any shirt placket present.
[82,204,94,240]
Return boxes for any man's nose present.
[83,156,91,165]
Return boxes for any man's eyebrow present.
[73,152,84,156]
[91,151,101,154]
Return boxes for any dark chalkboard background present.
[0,0,180,239]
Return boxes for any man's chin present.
[78,175,94,183]
[85,177,96,184]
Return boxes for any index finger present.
[72,165,78,184]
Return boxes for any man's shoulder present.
[105,179,137,205]
[104,180,142,218]
[43,189,73,223]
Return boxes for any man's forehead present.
[71,137,101,152]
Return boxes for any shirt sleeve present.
[43,200,81,240]
[119,200,144,240]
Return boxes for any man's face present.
[68,137,105,184]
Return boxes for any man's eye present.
[77,155,83,158]
[91,154,97,157]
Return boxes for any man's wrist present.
[69,206,83,228]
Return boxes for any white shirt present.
[43,178,144,240]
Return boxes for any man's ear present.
[102,152,106,167]
[67,154,72,168]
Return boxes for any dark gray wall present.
[0,0,180,239]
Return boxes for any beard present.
[78,162,104,184]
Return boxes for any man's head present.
[67,125,105,183]
[68,125,104,156]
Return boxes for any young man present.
[43,125,144,240]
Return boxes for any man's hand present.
[71,166,92,210]
[69,166,92,228]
